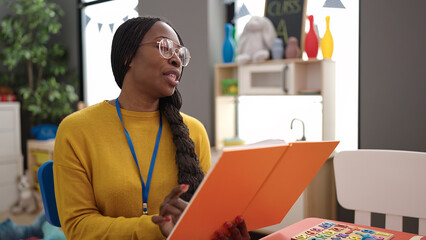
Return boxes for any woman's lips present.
[163,70,180,87]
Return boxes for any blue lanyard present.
[115,98,162,215]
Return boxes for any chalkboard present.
[264,0,307,57]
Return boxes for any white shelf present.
[0,102,23,211]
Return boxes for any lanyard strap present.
[115,98,162,215]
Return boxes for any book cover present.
[168,140,339,239]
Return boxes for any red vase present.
[305,15,318,59]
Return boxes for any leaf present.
[28,104,41,114]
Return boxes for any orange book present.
[168,140,339,239]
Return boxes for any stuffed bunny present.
[236,16,277,64]
[11,170,40,214]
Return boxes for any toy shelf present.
[27,139,55,192]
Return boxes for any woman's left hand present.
[213,216,251,240]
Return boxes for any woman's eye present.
[160,46,169,52]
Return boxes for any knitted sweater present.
[53,101,211,239]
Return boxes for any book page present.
[222,139,287,152]
[168,142,288,239]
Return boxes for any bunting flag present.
[223,0,235,4]
[82,0,136,32]
[233,3,250,22]
[83,12,131,32]
[85,15,91,27]
[323,0,345,9]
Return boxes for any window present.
[80,0,139,106]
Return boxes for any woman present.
[53,16,250,239]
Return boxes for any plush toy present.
[11,170,40,214]
[41,221,66,240]
[236,16,277,64]
[0,211,66,240]
[0,211,44,240]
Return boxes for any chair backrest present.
[38,160,61,227]
[334,149,426,235]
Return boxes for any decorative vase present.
[321,16,334,59]
[304,15,319,59]
[285,36,300,58]
[222,23,235,63]
[271,38,284,60]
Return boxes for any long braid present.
[160,90,204,201]
[111,17,205,201]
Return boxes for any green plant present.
[0,0,78,125]
[20,78,78,124]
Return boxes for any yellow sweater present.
[53,101,211,239]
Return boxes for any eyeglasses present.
[139,38,191,67]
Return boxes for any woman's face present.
[125,21,183,100]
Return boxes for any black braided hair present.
[111,16,204,201]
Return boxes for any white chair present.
[334,149,426,235]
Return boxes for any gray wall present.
[52,0,80,102]
[359,0,426,151]
[52,0,80,84]
[139,0,225,144]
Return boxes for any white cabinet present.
[0,102,23,211]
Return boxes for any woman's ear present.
[262,17,277,49]
[128,59,133,68]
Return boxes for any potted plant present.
[0,0,78,130]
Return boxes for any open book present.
[168,140,339,239]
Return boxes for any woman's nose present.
[168,50,182,68]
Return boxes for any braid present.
[160,90,205,201]
[111,16,205,201]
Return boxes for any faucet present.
[290,118,306,141]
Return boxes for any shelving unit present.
[213,59,337,233]
[214,59,335,149]
[27,139,55,192]
[0,102,23,211]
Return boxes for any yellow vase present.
[321,16,334,59]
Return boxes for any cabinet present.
[0,102,23,211]
[214,59,337,233]
[214,59,336,149]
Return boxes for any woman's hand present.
[213,216,251,240]
[152,184,189,237]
